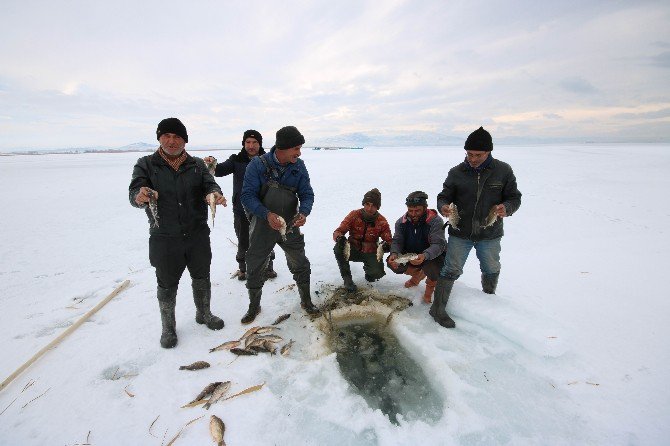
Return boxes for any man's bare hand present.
[494,204,507,217]
[409,253,425,266]
[292,213,307,228]
[135,187,158,206]
[333,231,343,242]
[388,253,398,269]
[203,156,215,164]
[267,212,284,230]
[206,191,227,206]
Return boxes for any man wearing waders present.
[129,118,227,348]
[239,126,319,323]
[203,130,277,281]
[434,126,522,328]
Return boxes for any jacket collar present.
[401,208,438,224]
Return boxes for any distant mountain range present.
[2,131,667,155]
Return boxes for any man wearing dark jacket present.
[433,126,522,328]
[129,117,227,348]
[203,130,277,280]
[239,125,319,324]
[387,191,447,305]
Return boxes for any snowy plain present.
[0,144,668,445]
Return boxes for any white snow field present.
[0,144,668,445]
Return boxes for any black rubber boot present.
[482,273,499,294]
[429,278,456,328]
[342,274,357,293]
[241,288,262,324]
[192,278,224,330]
[298,282,319,315]
[265,258,277,279]
[157,286,178,348]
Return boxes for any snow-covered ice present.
[0,144,668,445]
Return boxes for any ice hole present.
[321,309,444,426]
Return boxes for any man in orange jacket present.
[333,188,392,292]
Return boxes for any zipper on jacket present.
[471,172,482,238]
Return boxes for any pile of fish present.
[318,283,412,314]
[209,316,295,357]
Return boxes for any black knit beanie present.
[275,126,305,150]
[405,191,428,207]
[362,188,382,209]
[156,117,188,143]
[464,126,493,151]
[242,129,263,148]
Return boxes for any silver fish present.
[239,325,262,341]
[447,203,460,230]
[190,381,222,404]
[209,414,226,446]
[148,191,159,228]
[179,360,210,371]
[248,340,277,355]
[254,334,284,344]
[203,381,231,410]
[209,340,241,353]
[394,253,419,265]
[278,215,287,241]
[376,241,384,262]
[271,313,291,326]
[343,240,351,261]
[280,339,295,356]
[207,193,216,227]
[204,157,217,175]
[481,206,499,228]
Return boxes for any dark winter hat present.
[275,126,305,150]
[242,129,263,147]
[464,126,493,152]
[362,188,382,209]
[405,191,428,207]
[156,117,188,143]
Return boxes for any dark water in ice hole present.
[332,321,443,425]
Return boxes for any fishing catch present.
[481,205,499,228]
[394,253,419,265]
[271,314,291,326]
[190,382,223,404]
[207,193,217,227]
[447,202,460,230]
[209,340,241,353]
[376,241,384,262]
[209,414,226,446]
[179,360,210,371]
[148,190,159,228]
[203,381,232,410]
[204,157,217,176]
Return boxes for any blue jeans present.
[440,236,501,280]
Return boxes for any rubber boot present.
[404,267,426,288]
[342,274,358,293]
[192,278,224,330]
[482,273,499,294]
[423,278,436,304]
[157,286,178,348]
[429,278,456,328]
[298,282,319,315]
[241,288,262,324]
[265,258,277,279]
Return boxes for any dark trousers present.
[149,229,211,289]
[387,253,445,281]
[334,242,385,281]
[233,212,274,272]
[245,216,310,290]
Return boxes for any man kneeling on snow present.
[332,188,392,292]
[129,117,227,348]
[387,191,447,305]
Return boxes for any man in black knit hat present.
[204,130,277,281]
[239,125,318,324]
[432,126,522,329]
[129,117,227,348]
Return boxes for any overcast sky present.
[1,0,669,149]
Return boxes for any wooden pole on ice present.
[0,279,131,393]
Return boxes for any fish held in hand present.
[447,203,460,230]
[209,414,226,446]
[394,253,419,265]
[481,205,499,228]
[277,215,287,241]
[207,193,217,227]
[376,241,384,262]
[179,361,210,371]
[343,240,351,261]
[204,157,217,175]
[148,190,160,228]
[203,381,231,410]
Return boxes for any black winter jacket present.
[437,157,521,241]
[213,148,266,216]
[129,151,222,236]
